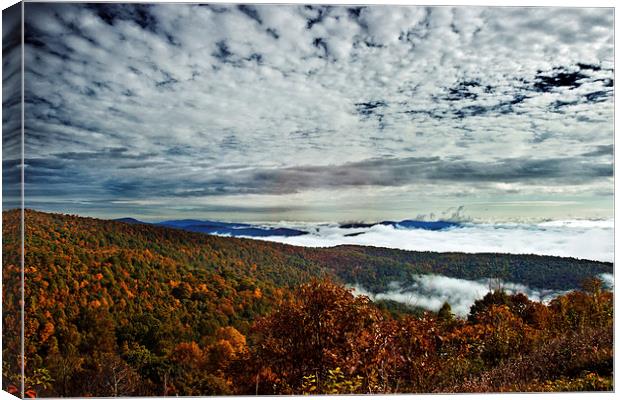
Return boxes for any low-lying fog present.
[211,218,613,315]
[247,219,613,315]
[248,219,613,262]
[351,272,614,317]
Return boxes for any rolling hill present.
[2,210,613,396]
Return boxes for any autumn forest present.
[2,210,614,396]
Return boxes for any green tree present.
[438,302,454,322]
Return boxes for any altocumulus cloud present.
[8,4,613,221]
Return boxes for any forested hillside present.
[299,244,612,293]
[2,210,614,396]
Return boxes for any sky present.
[2,3,614,222]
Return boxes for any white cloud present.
[599,273,614,289]
[351,273,571,317]
[249,219,613,262]
[18,4,613,221]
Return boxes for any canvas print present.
[1,2,614,397]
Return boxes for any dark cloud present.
[20,153,611,203]
[584,90,611,103]
[312,37,329,59]
[305,5,330,29]
[237,5,263,25]
[407,91,529,120]
[52,147,157,161]
[239,156,612,193]
[532,67,588,92]
[3,3,23,209]
[356,100,388,128]
[582,144,614,157]
[355,100,387,115]
[89,3,157,30]
[577,62,602,72]
[444,80,490,101]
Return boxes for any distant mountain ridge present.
[115,217,308,237]
[156,219,308,237]
[113,217,145,224]
[340,220,462,231]
[113,217,464,238]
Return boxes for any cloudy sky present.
[4,3,614,222]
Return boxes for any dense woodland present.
[2,210,614,396]
[300,244,612,293]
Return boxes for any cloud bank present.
[352,273,573,317]
[249,219,613,262]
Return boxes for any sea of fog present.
[240,218,613,315]
[246,219,614,263]
[208,218,613,315]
